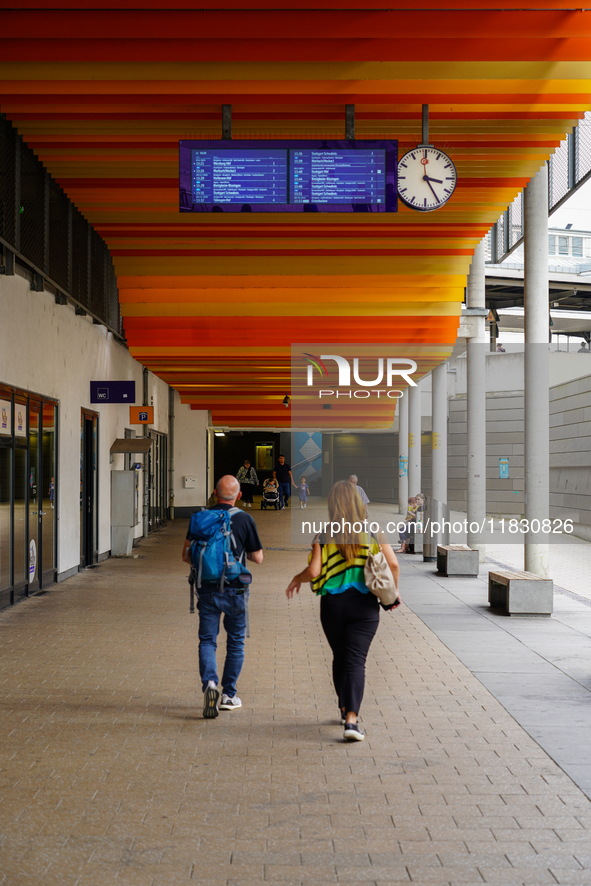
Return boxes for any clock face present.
[397,146,457,212]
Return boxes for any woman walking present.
[286,480,400,741]
[236,459,258,508]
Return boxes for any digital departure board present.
[192,149,288,204]
[179,139,397,213]
[291,149,386,204]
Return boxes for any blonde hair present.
[327,480,368,562]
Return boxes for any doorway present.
[80,410,98,568]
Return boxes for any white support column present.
[398,393,409,513]
[408,382,421,498]
[524,165,550,578]
[431,361,448,505]
[466,241,487,562]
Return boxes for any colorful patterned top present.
[310,535,380,596]
[236,465,258,485]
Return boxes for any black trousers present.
[320,588,380,716]
[240,483,254,503]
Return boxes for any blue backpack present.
[188,507,252,590]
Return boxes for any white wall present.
[454,350,591,395]
[173,395,209,512]
[0,269,208,578]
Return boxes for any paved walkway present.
[1,512,591,886]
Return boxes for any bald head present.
[215,475,241,503]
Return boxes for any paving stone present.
[0,519,590,885]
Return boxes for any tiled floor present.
[1,511,591,886]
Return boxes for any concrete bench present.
[488,569,553,616]
[437,544,479,577]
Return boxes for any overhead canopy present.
[110,438,154,454]
[2,1,591,426]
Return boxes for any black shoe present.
[344,722,364,741]
[203,682,219,719]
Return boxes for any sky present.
[550,178,591,231]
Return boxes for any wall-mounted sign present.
[129,406,154,424]
[499,457,509,479]
[399,456,408,478]
[0,399,11,436]
[90,381,135,404]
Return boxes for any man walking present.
[182,476,263,718]
[349,474,370,514]
[273,454,297,509]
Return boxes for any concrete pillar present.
[466,241,487,562]
[408,382,421,498]
[431,361,448,505]
[398,393,409,512]
[523,165,550,578]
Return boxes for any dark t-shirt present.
[274,462,291,483]
[187,503,262,588]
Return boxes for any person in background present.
[395,496,418,554]
[273,454,297,509]
[496,343,506,352]
[578,342,589,353]
[285,480,400,742]
[298,476,310,509]
[349,474,370,515]
[236,459,258,508]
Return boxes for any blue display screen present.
[291,149,386,204]
[179,139,397,213]
[192,149,288,204]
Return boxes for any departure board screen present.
[291,149,386,204]
[179,139,397,213]
[192,149,288,204]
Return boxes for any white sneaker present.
[219,694,242,710]
[247,503,252,508]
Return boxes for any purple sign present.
[90,381,136,404]
[179,139,397,214]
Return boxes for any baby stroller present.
[261,482,280,510]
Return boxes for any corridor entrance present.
[80,410,98,568]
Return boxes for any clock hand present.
[423,175,443,184]
[423,176,440,203]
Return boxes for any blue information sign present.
[90,381,136,404]
[499,457,509,479]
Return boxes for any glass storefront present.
[0,385,57,609]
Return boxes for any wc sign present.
[304,354,418,400]
[90,380,136,403]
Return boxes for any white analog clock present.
[397,145,457,212]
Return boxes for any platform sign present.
[129,406,154,424]
[90,381,135,404]
[499,457,509,479]
[399,455,408,478]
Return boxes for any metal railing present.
[0,114,122,337]
[487,111,591,265]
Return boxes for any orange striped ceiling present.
[2,1,591,427]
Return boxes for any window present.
[558,237,569,255]
[548,235,556,255]
[572,237,583,257]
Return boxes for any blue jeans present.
[197,587,248,697]
[278,482,291,507]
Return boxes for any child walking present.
[298,477,310,509]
